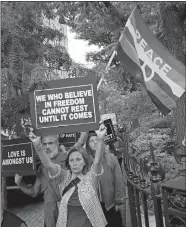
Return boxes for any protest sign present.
[58,132,81,148]
[104,119,117,144]
[29,76,100,136]
[1,138,36,177]
[101,113,117,126]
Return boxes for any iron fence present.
[121,134,186,227]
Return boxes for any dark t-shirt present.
[68,187,81,206]
[2,210,26,227]
[67,188,92,227]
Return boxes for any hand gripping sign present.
[1,137,36,177]
[29,76,100,136]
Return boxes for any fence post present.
[150,143,164,227]
[127,181,138,227]
[141,193,150,227]
[161,187,169,227]
[134,188,142,227]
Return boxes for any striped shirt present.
[49,164,107,227]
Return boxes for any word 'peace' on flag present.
[115,6,185,115]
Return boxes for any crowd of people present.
[13,124,126,227]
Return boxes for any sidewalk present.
[9,202,44,227]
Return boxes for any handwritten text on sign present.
[2,138,36,177]
[34,85,96,129]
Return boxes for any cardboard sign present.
[104,119,117,144]
[1,138,36,177]
[58,132,81,148]
[29,76,100,136]
[101,113,117,126]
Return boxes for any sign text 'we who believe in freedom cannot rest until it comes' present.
[29,76,100,136]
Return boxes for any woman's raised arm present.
[93,124,106,174]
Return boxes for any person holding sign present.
[29,124,107,227]
[86,131,124,227]
[15,132,88,227]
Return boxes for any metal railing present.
[121,134,186,227]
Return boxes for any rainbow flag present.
[116,6,185,115]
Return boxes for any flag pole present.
[97,5,138,91]
[97,50,117,91]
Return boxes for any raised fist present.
[28,128,41,148]
[15,174,23,186]
[95,123,107,140]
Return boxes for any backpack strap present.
[62,177,81,197]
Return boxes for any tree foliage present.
[1,2,72,133]
[56,1,186,146]
[56,2,185,63]
[1,2,185,145]
[98,81,156,126]
[1,2,71,89]
[56,2,164,90]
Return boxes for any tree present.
[98,81,156,125]
[104,1,186,149]
[56,1,186,147]
[1,2,72,134]
[157,2,186,149]
[67,62,97,79]
[56,2,162,91]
